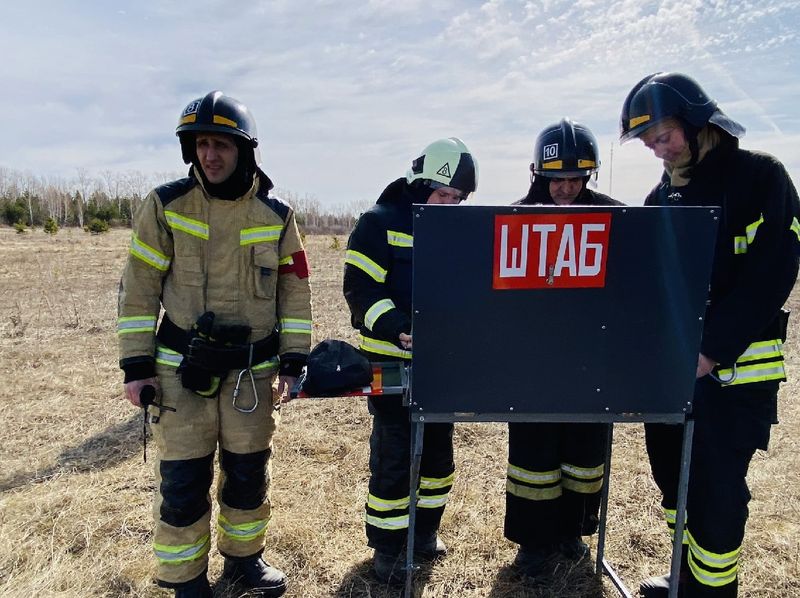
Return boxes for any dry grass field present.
[0,226,798,597]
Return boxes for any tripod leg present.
[669,418,694,598]
[404,420,425,598]
[596,423,614,574]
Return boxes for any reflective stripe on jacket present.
[118,168,311,371]
[343,178,415,360]
[645,137,800,386]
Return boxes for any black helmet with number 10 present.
[176,91,259,164]
[532,118,600,178]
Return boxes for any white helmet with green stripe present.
[406,137,478,193]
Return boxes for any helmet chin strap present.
[680,120,702,167]
[408,179,437,204]
[689,136,700,166]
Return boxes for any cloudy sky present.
[2,0,798,207]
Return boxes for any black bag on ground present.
[303,340,373,397]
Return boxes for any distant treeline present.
[0,166,368,235]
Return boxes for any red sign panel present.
[493,212,612,289]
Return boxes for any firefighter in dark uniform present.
[506,118,623,577]
[118,91,312,598]
[619,72,800,597]
[343,138,478,583]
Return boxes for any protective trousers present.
[365,396,455,555]
[150,360,279,587]
[644,377,776,597]
[505,422,607,547]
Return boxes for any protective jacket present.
[118,167,312,380]
[645,135,800,384]
[117,166,311,587]
[343,177,415,360]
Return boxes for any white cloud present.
[0,0,798,205]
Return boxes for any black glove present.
[179,311,221,396]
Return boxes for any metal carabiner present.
[709,363,737,385]
[232,344,259,413]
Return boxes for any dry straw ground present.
[0,227,798,597]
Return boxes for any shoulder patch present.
[256,188,291,221]
[154,177,197,207]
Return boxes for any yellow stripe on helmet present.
[213,115,238,127]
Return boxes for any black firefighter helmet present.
[619,72,745,143]
[303,340,373,397]
[532,118,600,178]
[176,91,259,164]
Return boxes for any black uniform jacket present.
[343,178,419,360]
[515,179,623,207]
[645,136,800,371]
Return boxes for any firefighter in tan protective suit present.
[118,91,312,598]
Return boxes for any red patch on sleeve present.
[279,250,310,279]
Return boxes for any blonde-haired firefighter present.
[620,72,800,598]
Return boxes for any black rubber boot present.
[222,555,287,597]
[639,573,671,597]
[640,550,690,597]
[558,536,591,561]
[639,571,695,598]
[174,574,212,598]
[513,544,559,577]
[415,534,448,561]
[372,550,405,585]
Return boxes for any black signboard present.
[410,205,718,422]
